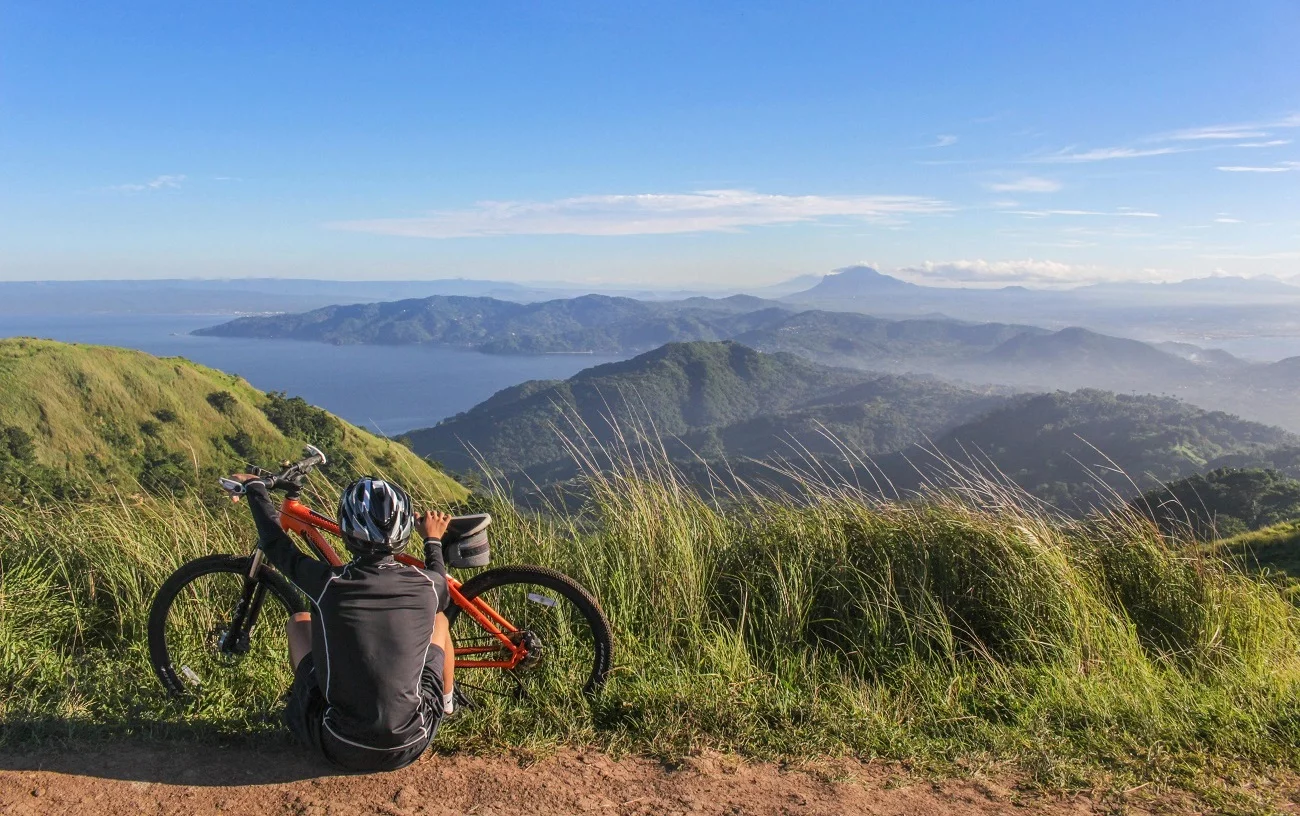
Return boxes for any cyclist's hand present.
[417,510,452,540]
[223,473,264,502]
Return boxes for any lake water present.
[1,314,624,433]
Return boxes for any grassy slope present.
[1220,521,1300,598]
[0,337,464,501]
[3,459,1299,810]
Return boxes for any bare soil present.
[1,744,1295,816]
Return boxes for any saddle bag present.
[441,513,491,569]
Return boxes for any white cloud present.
[1215,217,1243,224]
[986,176,1061,193]
[1025,113,1299,166]
[926,134,958,148]
[1164,125,1268,140]
[1160,113,1300,142]
[894,259,1197,287]
[330,189,955,238]
[1004,208,1160,218]
[110,174,185,192]
[1216,161,1298,173]
[1203,250,1300,260]
[894,258,1119,286]
[1029,145,1187,163]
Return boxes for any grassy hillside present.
[1221,521,1300,580]
[0,337,465,502]
[3,455,1300,809]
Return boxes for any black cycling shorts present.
[284,648,445,773]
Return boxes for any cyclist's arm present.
[422,537,450,613]
[244,481,332,597]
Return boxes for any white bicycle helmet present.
[338,477,415,553]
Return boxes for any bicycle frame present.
[277,497,529,671]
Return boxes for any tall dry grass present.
[2,442,1299,793]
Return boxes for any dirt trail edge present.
[0,744,1286,816]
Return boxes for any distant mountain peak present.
[792,265,919,298]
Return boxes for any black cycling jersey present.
[245,482,448,767]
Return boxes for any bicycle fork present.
[217,549,272,657]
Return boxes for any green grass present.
[0,337,466,501]
[1218,521,1300,602]
[3,452,1300,809]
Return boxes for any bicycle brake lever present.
[218,477,247,496]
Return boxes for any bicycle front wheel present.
[446,565,613,704]
[148,554,305,705]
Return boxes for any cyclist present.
[232,473,455,772]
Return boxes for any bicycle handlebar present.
[219,444,328,496]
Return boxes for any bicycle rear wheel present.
[445,565,613,704]
[148,554,305,705]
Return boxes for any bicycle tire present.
[446,565,613,697]
[148,554,305,699]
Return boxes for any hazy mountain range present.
[8,267,1300,354]
[196,286,1300,431]
[784,266,1300,353]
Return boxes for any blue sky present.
[2,1,1298,287]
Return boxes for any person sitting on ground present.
[233,473,455,772]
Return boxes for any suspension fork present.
[220,548,269,655]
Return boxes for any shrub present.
[206,391,237,414]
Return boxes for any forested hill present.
[872,390,1298,509]
[1135,467,1300,539]
[404,341,1007,483]
[195,293,792,354]
[405,340,1299,510]
[0,338,465,502]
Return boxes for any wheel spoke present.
[153,559,296,709]
[449,568,611,707]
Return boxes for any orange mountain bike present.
[147,446,612,708]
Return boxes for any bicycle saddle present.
[443,513,491,544]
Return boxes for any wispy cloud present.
[895,258,1114,286]
[1202,250,1300,260]
[923,134,958,148]
[1004,208,1160,218]
[330,189,955,238]
[1029,146,1186,163]
[1164,125,1268,141]
[1214,217,1243,223]
[986,176,1061,193]
[1161,113,1300,141]
[110,174,185,192]
[1216,161,1299,173]
[1025,113,1299,166]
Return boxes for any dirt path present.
[0,744,1290,816]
